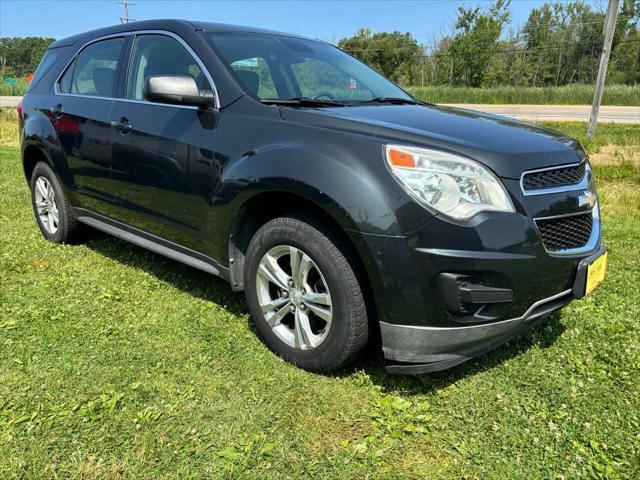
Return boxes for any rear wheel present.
[244,215,368,372]
[29,162,82,244]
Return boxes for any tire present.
[29,162,82,244]
[244,215,369,372]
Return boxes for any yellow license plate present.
[585,251,607,295]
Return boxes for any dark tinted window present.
[68,37,125,96]
[27,50,59,91]
[126,34,209,101]
[58,58,75,93]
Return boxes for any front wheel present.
[244,215,369,372]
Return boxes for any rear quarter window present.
[26,50,59,92]
[58,58,75,93]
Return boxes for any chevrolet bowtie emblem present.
[578,190,597,208]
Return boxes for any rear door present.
[53,36,127,213]
[107,32,219,253]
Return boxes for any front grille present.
[536,212,593,251]
[523,163,585,191]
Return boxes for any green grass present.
[0,108,19,148]
[407,84,640,106]
[538,121,640,153]
[0,77,30,96]
[1,115,639,478]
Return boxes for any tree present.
[448,0,511,86]
[523,1,639,86]
[609,0,640,83]
[338,0,638,88]
[338,28,423,85]
[0,37,55,77]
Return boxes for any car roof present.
[49,19,317,48]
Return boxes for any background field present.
[407,84,640,106]
[0,108,639,479]
[3,81,640,106]
[0,77,29,96]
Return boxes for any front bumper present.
[351,155,603,374]
[355,188,603,374]
[380,245,606,374]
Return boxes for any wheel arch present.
[21,108,72,187]
[22,144,53,182]
[227,189,387,331]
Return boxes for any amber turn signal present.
[388,148,415,168]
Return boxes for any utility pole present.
[118,0,136,24]
[587,0,619,138]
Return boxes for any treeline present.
[338,0,640,87]
[0,37,55,77]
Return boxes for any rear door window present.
[60,37,125,97]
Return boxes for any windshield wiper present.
[260,97,347,107]
[357,97,423,105]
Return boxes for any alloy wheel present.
[255,245,333,350]
[34,176,59,234]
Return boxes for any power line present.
[335,13,639,50]
[334,26,636,58]
[200,0,633,23]
[203,1,458,22]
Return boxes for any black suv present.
[19,20,607,374]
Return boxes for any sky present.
[1,0,606,43]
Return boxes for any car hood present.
[280,104,586,179]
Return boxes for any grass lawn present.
[1,108,639,479]
[0,77,30,97]
[406,84,640,106]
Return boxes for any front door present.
[107,33,220,253]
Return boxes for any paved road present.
[2,95,638,123]
[1,96,24,108]
[443,103,640,124]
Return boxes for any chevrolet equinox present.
[18,20,607,374]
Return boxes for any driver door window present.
[126,34,210,101]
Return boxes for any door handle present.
[110,117,132,134]
[49,104,63,118]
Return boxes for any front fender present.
[214,140,429,237]
[208,143,385,266]
[208,142,431,324]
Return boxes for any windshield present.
[200,32,413,103]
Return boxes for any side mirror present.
[143,74,215,108]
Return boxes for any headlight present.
[385,145,515,219]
